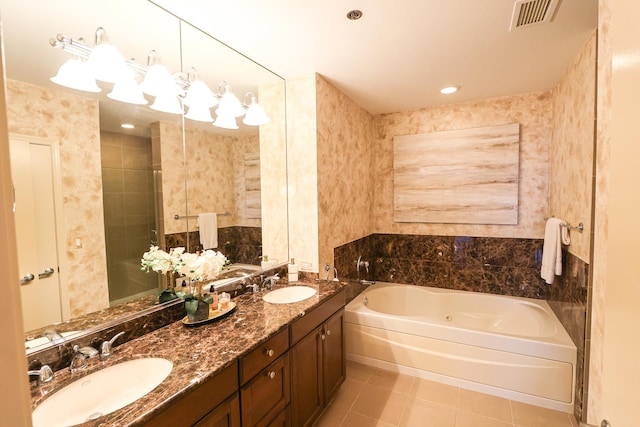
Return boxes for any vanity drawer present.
[290,289,345,345]
[240,353,290,427]
[239,327,289,384]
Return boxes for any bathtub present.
[344,282,577,413]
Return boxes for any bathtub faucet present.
[324,264,339,282]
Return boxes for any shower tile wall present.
[101,131,158,303]
[334,233,588,420]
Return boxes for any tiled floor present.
[314,361,578,427]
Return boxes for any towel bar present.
[174,212,230,220]
[546,217,584,233]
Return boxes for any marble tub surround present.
[29,280,345,426]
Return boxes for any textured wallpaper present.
[6,80,109,319]
[316,75,375,270]
[373,92,553,239]
[550,32,596,263]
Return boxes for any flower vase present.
[185,299,210,322]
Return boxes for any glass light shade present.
[215,91,246,118]
[87,42,128,83]
[185,105,214,122]
[183,80,218,108]
[141,63,180,97]
[107,70,148,105]
[50,58,101,93]
[149,93,183,115]
[212,112,239,129]
[242,102,270,126]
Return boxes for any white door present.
[10,135,64,331]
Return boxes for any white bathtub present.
[345,282,577,413]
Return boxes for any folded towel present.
[198,213,218,250]
[540,218,571,284]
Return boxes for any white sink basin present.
[32,358,173,427]
[263,286,317,304]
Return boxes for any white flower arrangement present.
[140,246,185,275]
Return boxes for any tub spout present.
[324,264,339,282]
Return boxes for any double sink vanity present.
[28,280,347,427]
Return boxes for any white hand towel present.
[540,218,571,284]
[198,213,218,250]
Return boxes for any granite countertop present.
[29,280,345,427]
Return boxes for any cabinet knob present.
[267,371,276,379]
[326,329,331,336]
[321,333,326,341]
[265,349,274,357]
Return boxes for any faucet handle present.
[100,331,125,360]
[70,345,96,372]
[28,365,54,385]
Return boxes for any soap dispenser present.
[288,258,298,283]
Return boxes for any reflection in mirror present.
[1,0,287,355]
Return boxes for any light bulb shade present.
[149,93,183,115]
[141,63,180,97]
[215,91,246,118]
[242,102,270,126]
[50,58,101,93]
[212,112,239,129]
[183,80,218,108]
[185,105,214,122]
[87,42,127,83]
[107,70,148,105]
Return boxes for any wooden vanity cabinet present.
[142,360,239,427]
[239,328,291,427]
[290,290,346,427]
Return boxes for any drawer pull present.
[267,371,276,379]
[265,349,274,357]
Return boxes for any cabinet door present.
[194,393,241,427]
[322,310,345,405]
[266,406,290,427]
[290,327,322,427]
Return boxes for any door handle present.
[20,273,35,284]
[38,267,55,279]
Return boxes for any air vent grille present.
[509,0,560,31]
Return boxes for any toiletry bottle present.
[261,255,270,269]
[211,291,219,311]
[288,258,298,283]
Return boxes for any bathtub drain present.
[445,315,453,322]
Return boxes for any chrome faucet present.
[262,274,280,290]
[28,365,54,385]
[100,331,125,360]
[69,345,98,373]
[324,264,339,282]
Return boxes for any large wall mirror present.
[1,0,288,354]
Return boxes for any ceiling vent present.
[509,0,560,31]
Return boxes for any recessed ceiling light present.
[440,86,460,95]
[346,9,363,20]
[121,123,135,129]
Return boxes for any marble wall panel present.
[6,80,109,318]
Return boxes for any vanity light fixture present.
[440,85,460,94]
[120,123,135,129]
[49,27,270,128]
[242,93,270,126]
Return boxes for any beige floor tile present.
[367,368,416,395]
[457,389,513,423]
[511,401,574,427]
[408,378,460,408]
[399,398,456,427]
[341,411,397,427]
[455,411,513,427]
[314,398,350,427]
[347,360,375,382]
[351,384,408,426]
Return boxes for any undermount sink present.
[263,286,317,304]
[32,358,173,427]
